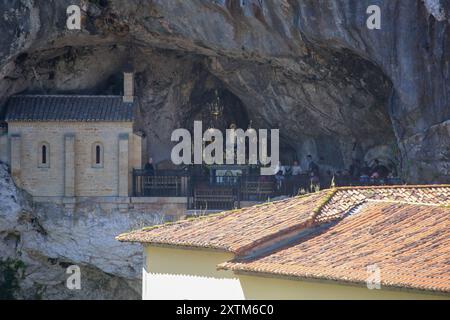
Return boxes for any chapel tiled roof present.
[220,201,450,294]
[5,95,134,122]
[117,185,450,255]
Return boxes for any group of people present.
[273,155,320,193]
[348,158,398,182]
[273,156,399,193]
[143,153,399,192]
[325,158,399,187]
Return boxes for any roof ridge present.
[309,188,338,222]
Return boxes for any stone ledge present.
[131,197,188,204]
[33,196,189,205]
[62,197,76,210]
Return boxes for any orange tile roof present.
[316,185,450,223]
[117,185,450,255]
[220,202,450,293]
[117,191,332,254]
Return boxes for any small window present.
[38,142,50,168]
[92,143,104,168]
[95,145,101,164]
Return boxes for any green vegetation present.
[33,283,46,300]
[311,188,337,219]
[0,258,26,300]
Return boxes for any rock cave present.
[0,0,449,300]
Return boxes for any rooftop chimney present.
[123,71,134,103]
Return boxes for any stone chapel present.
[0,72,142,208]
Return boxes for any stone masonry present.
[8,121,141,199]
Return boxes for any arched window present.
[42,145,47,164]
[92,143,104,168]
[95,145,101,165]
[38,142,50,168]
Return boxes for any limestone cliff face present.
[1,0,449,182]
[0,163,169,299]
[0,0,449,299]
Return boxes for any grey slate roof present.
[5,95,134,122]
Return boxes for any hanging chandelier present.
[209,90,223,122]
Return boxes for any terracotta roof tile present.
[220,202,450,293]
[316,185,450,223]
[117,191,332,253]
[118,186,450,255]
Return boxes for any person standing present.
[291,160,303,195]
[291,160,303,176]
[307,155,320,191]
[274,161,286,191]
[144,157,155,175]
[307,155,320,177]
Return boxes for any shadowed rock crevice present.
[4,42,396,170]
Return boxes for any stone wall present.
[7,121,141,198]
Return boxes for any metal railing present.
[132,169,404,209]
[132,169,190,197]
[188,175,240,210]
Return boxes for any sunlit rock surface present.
[0,164,167,299]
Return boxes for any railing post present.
[188,175,194,210]
[237,176,241,209]
[185,175,189,208]
[132,169,136,197]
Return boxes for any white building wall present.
[143,246,244,300]
[143,272,244,300]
